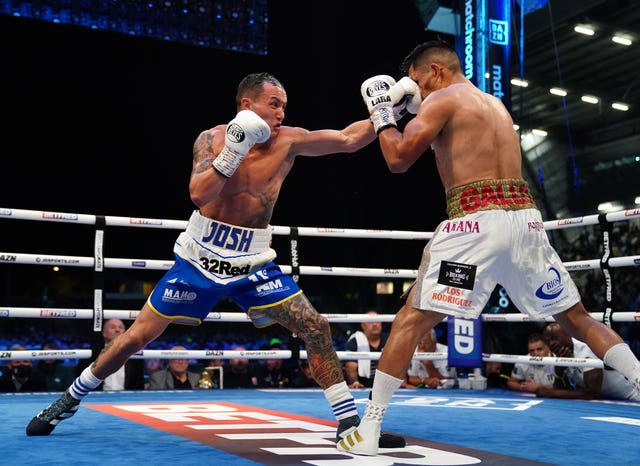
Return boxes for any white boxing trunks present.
[411,179,580,320]
[174,209,276,283]
[147,211,302,327]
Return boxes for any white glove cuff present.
[212,145,244,178]
[370,107,397,134]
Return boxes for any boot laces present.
[363,402,386,422]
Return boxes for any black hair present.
[400,38,460,74]
[236,72,283,108]
[528,332,547,345]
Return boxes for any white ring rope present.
[0,349,604,369]
[482,353,604,369]
[3,206,640,235]
[0,350,92,361]
[6,252,640,276]
[0,348,442,361]
[2,307,640,323]
[129,350,450,361]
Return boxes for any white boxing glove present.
[212,109,271,178]
[361,75,405,134]
[395,76,422,114]
[393,99,409,121]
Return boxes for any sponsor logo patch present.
[438,261,476,291]
[535,267,564,300]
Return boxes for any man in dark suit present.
[0,345,48,392]
[147,346,201,390]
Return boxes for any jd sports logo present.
[535,267,564,300]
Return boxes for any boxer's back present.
[430,82,523,192]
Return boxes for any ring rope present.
[6,253,640,275]
[3,207,640,235]
[2,306,640,323]
[0,349,604,369]
[0,349,92,360]
[482,353,604,369]
[0,349,444,361]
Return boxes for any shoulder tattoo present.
[193,156,215,174]
[192,131,217,174]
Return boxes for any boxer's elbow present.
[385,157,411,173]
[381,144,415,173]
[189,179,215,207]
[190,192,207,208]
[387,163,409,173]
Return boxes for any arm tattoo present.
[193,156,215,174]
[192,131,217,175]
[193,131,215,157]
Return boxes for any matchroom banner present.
[456,0,511,110]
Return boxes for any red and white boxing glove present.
[212,110,271,178]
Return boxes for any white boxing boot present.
[336,400,386,456]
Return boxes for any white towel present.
[347,331,371,379]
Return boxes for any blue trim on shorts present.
[148,254,301,326]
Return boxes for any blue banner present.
[455,0,511,110]
[457,0,485,91]
[447,316,483,367]
[517,0,548,15]
[487,0,511,109]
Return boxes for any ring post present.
[289,226,300,283]
[93,215,105,332]
[598,213,613,327]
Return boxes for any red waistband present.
[446,179,536,219]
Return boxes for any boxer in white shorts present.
[339,39,640,456]
[412,178,580,320]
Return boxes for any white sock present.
[324,381,358,420]
[603,343,640,384]
[68,366,103,400]
[370,369,403,407]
